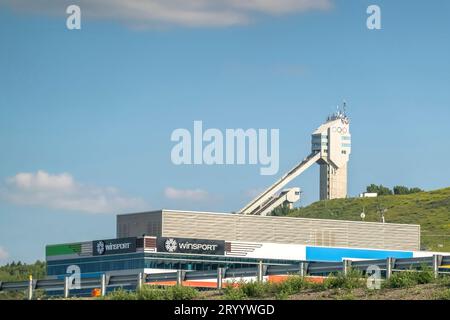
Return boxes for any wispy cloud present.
[0,246,9,263]
[0,0,333,28]
[164,187,209,201]
[0,170,148,214]
[244,187,265,199]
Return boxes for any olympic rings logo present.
[332,127,348,134]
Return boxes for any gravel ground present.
[200,283,450,300]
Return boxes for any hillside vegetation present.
[0,261,46,282]
[286,187,450,252]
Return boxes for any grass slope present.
[287,187,450,252]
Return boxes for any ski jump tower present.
[238,103,351,216]
[312,105,351,200]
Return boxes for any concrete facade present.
[320,163,348,200]
[312,111,351,200]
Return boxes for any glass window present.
[47,251,302,276]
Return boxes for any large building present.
[46,209,450,291]
[117,210,420,251]
[46,234,421,280]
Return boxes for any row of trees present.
[366,184,423,196]
[0,261,46,282]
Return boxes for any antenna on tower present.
[343,100,347,116]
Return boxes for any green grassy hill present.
[287,187,450,252]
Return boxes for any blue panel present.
[306,246,413,262]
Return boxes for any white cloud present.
[0,0,333,28]
[164,187,209,201]
[7,171,74,191]
[0,246,9,263]
[0,170,148,214]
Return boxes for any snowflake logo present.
[96,241,105,255]
[164,238,178,253]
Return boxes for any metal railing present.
[0,254,449,299]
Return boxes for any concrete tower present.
[311,105,351,200]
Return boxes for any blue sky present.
[0,0,449,264]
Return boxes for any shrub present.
[104,288,137,300]
[141,285,198,300]
[222,285,247,300]
[385,267,435,289]
[323,269,365,290]
[222,276,313,300]
[435,289,450,300]
[385,272,416,288]
[438,276,450,287]
[414,268,434,285]
[275,291,289,300]
[0,290,27,300]
[240,281,267,298]
[136,287,166,300]
[273,276,310,295]
[166,285,199,300]
[104,285,199,300]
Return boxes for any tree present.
[393,186,424,195]
[393,185,409,195]
[409,187,423,194]
[0,261,46,282]
[366,184,393,195]
[271,203,292,216]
